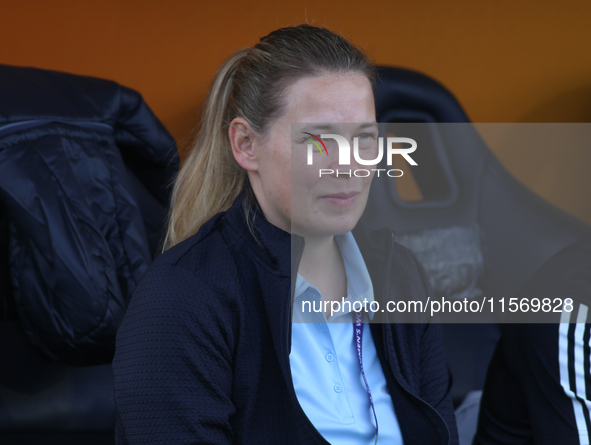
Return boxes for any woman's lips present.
[320,192,359,206]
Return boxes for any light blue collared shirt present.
[290,231,404,445]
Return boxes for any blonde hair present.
[163,25,376,250]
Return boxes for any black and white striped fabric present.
[475,238,591,445]
[559,303,591,445]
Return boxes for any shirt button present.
[325,353,334,362]
[334,384,342,393]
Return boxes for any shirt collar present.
[293,231,375,322]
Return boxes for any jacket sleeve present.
[113,262,237,444]
[474,322,591,445]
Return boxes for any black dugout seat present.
[370,66,591,405]
[0,64,179,444]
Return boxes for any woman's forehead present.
[282,73,376,124]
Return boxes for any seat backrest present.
[371,66,591,406]
[372,66,591,303]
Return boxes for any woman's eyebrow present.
[299,123,378,133]
[356,123,378,130]
[299,124,334,133]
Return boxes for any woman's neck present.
[298,234,348,319]
[298,234,337,279]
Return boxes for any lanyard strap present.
[354,311,379,444]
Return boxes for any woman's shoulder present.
[133,212,245,308]
[113,215,243,384]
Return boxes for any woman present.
[113,24,458,445]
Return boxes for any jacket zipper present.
[382,231,452,445]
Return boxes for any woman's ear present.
[229,117,259,172]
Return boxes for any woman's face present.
[249,72,377,238]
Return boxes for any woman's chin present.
[292,217,360,239]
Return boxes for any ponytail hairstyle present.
[163,24,376,250]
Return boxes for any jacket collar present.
[223,183,302,278]
[223,184,395,284]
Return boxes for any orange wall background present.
[2,0,591,223]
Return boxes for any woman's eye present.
[302,134,321,143]
[356,133,377,150]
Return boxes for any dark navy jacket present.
[0,64,179,365]
[113,188,459,444]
